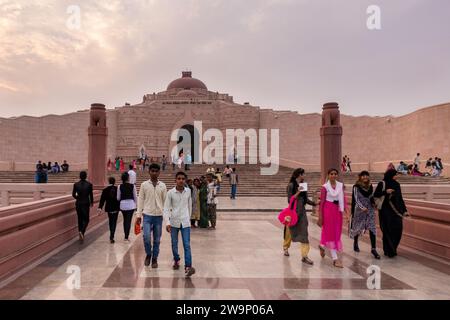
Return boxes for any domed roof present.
[176,89,198,97]
[167,71,207,90]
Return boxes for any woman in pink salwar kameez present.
[317,168,349,268]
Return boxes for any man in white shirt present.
[136,163,167,268]
[128,164,137,185]
[414,153,421,171]
[164,171,196,277]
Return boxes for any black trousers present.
[108,212,119,240]
[76,204,90,235]
[354,231,377,249]
[122,210,134,240]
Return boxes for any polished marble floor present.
[0,197,449,300]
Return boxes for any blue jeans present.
[170,226,192,267]
[142,215,163,258]
[231,184,237,199]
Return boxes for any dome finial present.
[182,71,192,78]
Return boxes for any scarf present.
[355,180,373,198]
[384,169,400,191]
[324,180,345,213]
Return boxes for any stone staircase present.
[1,164,449,197]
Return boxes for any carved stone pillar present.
[88,103,108,189]
[320,102,343,184]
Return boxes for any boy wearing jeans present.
[136,163,167,268]
[164,171,196,277]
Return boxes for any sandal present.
[333,260,344,268]
[302,257,314,265]
[319,245,325,258]
[283,249,290,257]
[371,249,381,260]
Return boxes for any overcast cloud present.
[0,0,449,118]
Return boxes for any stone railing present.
[0,184,72,207]
[400,199,450,259]
[400,184,450,203]
[313,188,450,260]
[0,192,105,282]
[337,192,450,260]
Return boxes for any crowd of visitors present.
[73,160,243,277]
[78,162,236,278]
[67,149,444,273]
[281,166,409,268]
[392,153,444,177]
[35,160,70,183]
[108,154,179,173]
[35,160,69,174]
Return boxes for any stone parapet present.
[339,192,450,260]
[0,193,106,283]
[0,183,73,207]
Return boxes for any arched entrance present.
[177,124,200,162]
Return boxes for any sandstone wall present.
[114,102,260,163]
[0,103,448,174]
[260,103,449,174]
[0,111,89,171]
[106,110,118,161]
[259,110,321,171]
[0,109,118,171]
[341,103,450,172]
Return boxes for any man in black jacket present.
[72,171,94,242]
[98,177,120,243]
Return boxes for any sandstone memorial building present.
[0,71,449,173]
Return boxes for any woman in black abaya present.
[374,169,409,258]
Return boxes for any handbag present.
[278,196,299,227]
[374,181,385,210]
[134,220,142,235]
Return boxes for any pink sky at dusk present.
[0,0,449,118]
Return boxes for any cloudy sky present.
[0,0,449,118]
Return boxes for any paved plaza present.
[1,197,448,300]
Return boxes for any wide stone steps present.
[1,164,449,197]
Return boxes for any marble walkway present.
[0,197,449,300]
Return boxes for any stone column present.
[88,104,108,190]
[320,102,343,184]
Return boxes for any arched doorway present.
[177,124,200,162]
